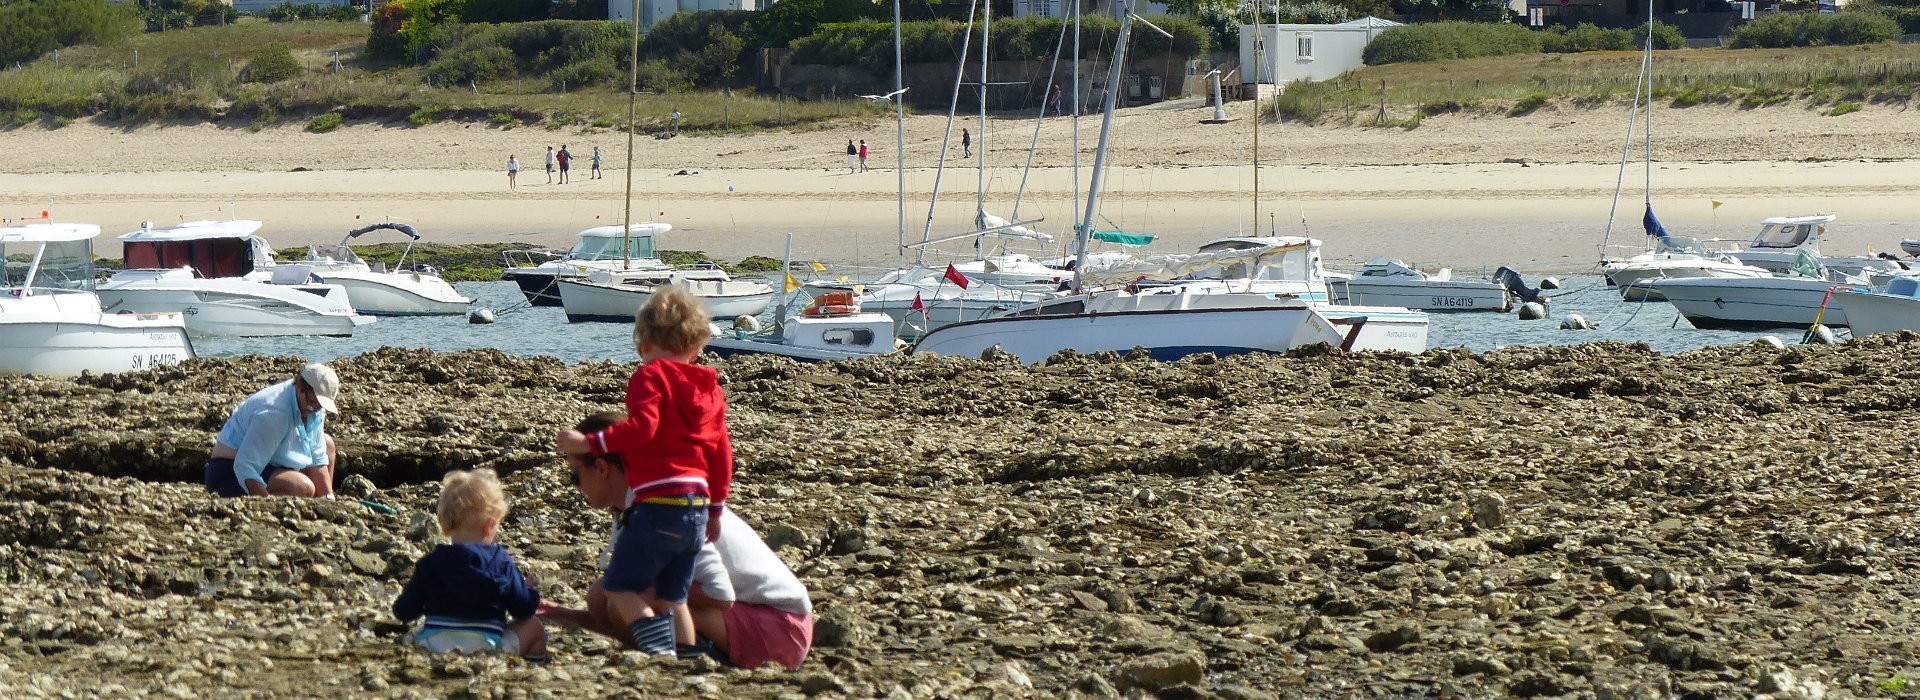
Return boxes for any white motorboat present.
[852,267,1051,337]
[1602,232,1772,301]
[501,223,724,306]
[707,292,902,361]
[1725,214,1837,274]
[1329,257,1513,311]
[558,271,774,323]
[96,220,374,337]
[297,222,471,316]
[1832,276,1920,338]
[1,222,194,376]
[1650,274,1863,329]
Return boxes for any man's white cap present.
[299,363,341,414]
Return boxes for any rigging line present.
[1011,15,1072,224]
[917,0,981,268]
[1600,17,1652,263]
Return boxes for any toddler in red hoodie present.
[555,286,732,656]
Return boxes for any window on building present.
[1029,0,1056,17]
[1297,33,1313,59]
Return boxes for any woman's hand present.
[555,428,589,456]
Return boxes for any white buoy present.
[1539,277,1562,290]
[1517,302,1548,320]
[467,307,495,324]
[733,315,762,332]
[1559,313,1591,330]
[1807,324,1837,345]
[1755,336,1786,349]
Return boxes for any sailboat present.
[1597,8,1768,302]
[553,5,773,324]
[910,2,1351,364]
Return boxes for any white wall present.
[1238,24,1378,84]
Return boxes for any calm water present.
[192,275,1817,364]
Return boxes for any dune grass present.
[1272,43,1920,125]
[0,19,875,132]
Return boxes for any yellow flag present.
[852,284,865,295]
[810,261,827,272]
[1711,200,1723,210]
[783,273,801,292]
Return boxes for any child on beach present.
[554,286,733,657]
[392,469,547,661]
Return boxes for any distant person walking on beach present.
[858,140,869,172]
[545,146,556,184]
[1049,85,1063,117]
[557,145,572,184]
[591,147,603,180]
[961,129,971,158]
[845,139,857,173]
[204,363,341,499]
[507,155,520,191]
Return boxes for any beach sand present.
[5,98,1919,274]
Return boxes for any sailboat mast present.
[917,0,981,266]
[1073,1,1134,290]
[977,0,991,259]
[1600,0,1654,260]
[1642,0,1654,209]
[1071,0,1081,257]
[894,0,906,270]
[621,0,640,269]
[1251,0,1261,236]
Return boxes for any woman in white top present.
[507,155,520,191]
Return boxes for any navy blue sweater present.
[392,543,539,625]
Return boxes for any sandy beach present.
[6,97,1920,275]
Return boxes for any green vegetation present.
[0,0,139,66]
[1827,99,1862,115]
[1271,42,1920,124]
[1507,92,1548,116]
[1730,11,1900,48]
[243,44,301,83]
[790,15,1209,66]
[264,2,362,22]
[305,111,342,131]
[1363,22,1542,65]
[406,104,442,125]
[1880,675,1910,693]
[1540,22,1683,53]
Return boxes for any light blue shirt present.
[215,379,327,488]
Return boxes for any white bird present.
[858,87,910,103]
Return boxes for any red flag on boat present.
[911,292,929,320]
[943,264,970,289]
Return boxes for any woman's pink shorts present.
[725,602,812,670]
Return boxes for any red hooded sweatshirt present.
[587,359,733,510]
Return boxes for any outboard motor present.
[1494,266,1545,305]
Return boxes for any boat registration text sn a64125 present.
[132,352,182,370]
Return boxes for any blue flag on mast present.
[1642,205,1670,240]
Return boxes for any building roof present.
[1334,17,1402,29]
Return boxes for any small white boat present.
[706,292,901,361]
[297,222,471,316]
[1651,275,1861,329]
[912,295,1351,363]
[1832,276,1920,338]
[1329,257,1513,312]
[851,269,1051,338]
[1602,231,1772,302]
[96,220,374,337]
[0,222,194,376]
[501,223,725,306]
[558,271,774,323]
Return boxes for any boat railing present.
[502,247,564,270]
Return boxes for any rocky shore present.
[3,339,1919,698]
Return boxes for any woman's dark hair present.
[574,411,627,470]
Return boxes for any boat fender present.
[467,307,496,324]
[1517,302,1548,320]
[1806,324,1837,345]
[1558,314,1591,330]
[1754,336,1786,349]
[1539,277,1562,290]
[733,315,762,332]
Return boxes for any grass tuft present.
[306,112,342,132]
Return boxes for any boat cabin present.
[568,223,671,262]
[3,223,99,295]
[783,313,897,352]
[1196,236,1328,284]
[1746,214,1834,252]
[118,220,275,279]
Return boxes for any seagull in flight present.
[858,87,910,103]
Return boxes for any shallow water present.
[191,275,1825,363]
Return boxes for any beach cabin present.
[1239,17,1400,85]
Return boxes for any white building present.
[1239,16,1399,84]
[608,0,756,28]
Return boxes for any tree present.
[0,0,138,66]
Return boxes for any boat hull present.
[706,336,883,362]
[96,282,373,337]
[910,305,1346,364]
[558,279,774,323]
[1337,280,1510,312]
[504,269,565,306]
[0,296,194,376]
[1651,277,1853,329]
[319,274,471,316]
[1833,289,1920,337]
[1603,257,1771,302]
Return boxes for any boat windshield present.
[1253,249,1324,282]
[569,235,656,261]
[1751,223,1814,249]
[2,239,93,291]
[1654,236,1711,255]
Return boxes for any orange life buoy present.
[803,291,859,316]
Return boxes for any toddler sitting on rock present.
[392,468,547,662]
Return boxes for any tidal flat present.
[2,339,1918,697]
